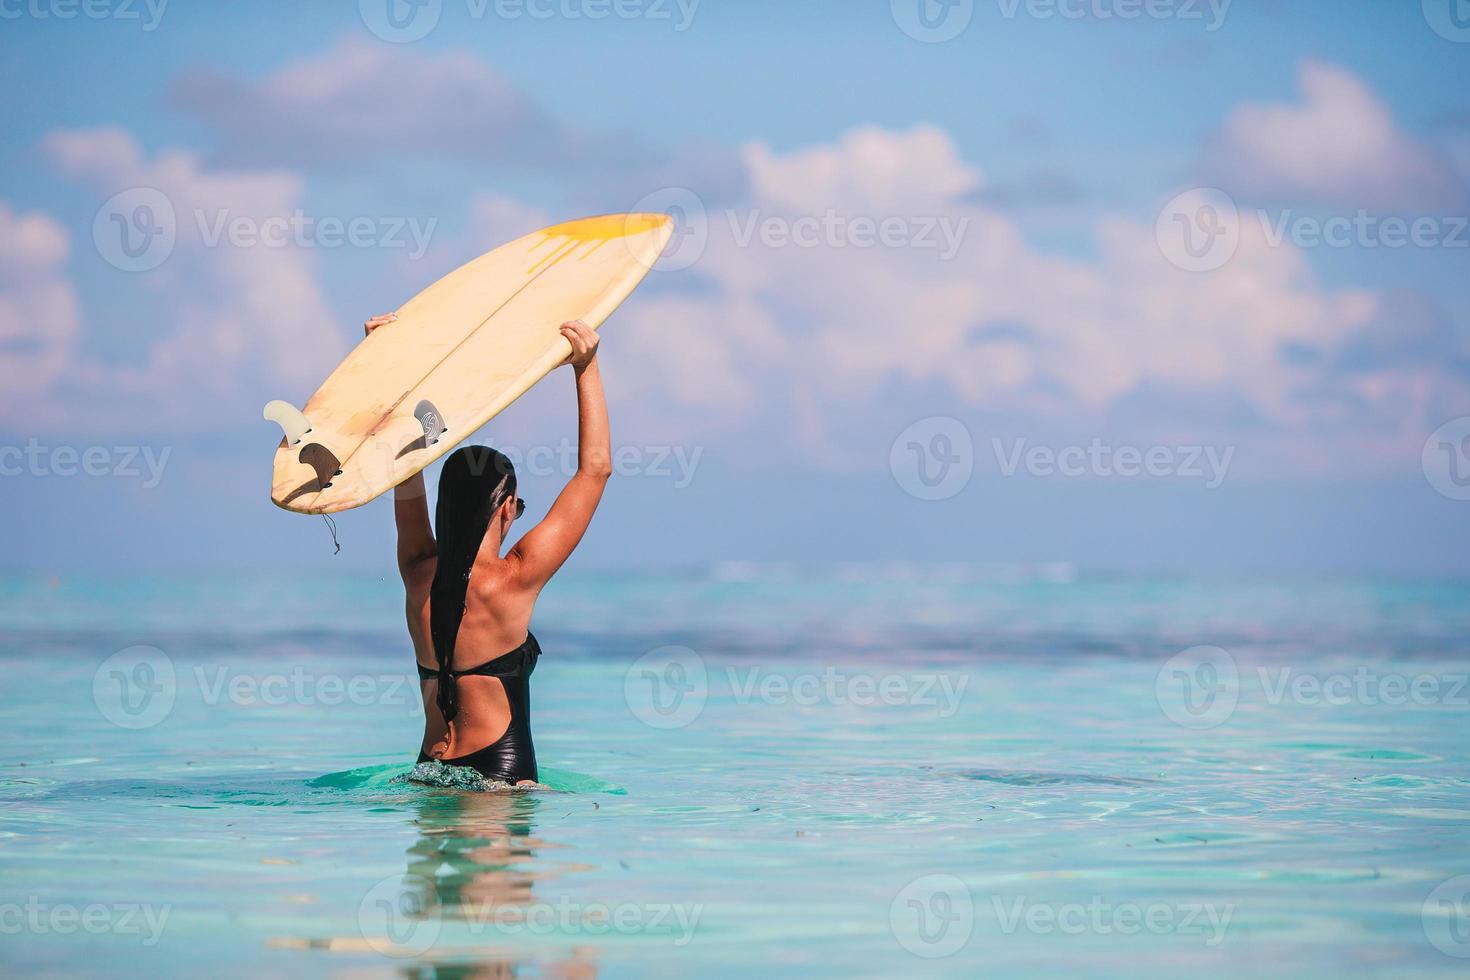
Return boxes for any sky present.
[1,0,1468,575]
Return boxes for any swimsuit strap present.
[416,632,540,682]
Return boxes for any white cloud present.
[18,127,347,433]
[1203,60,1465,211]
[608,123,1460,472]
[0,205,79,403]
[170,37,631,173]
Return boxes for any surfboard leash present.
[320,512,341,554]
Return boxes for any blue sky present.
[1,0,1468,575]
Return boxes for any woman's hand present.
[560,320,600,370]
[364,312,398,336]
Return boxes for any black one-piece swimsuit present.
[416,632,540,783]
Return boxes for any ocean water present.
[1,567,1468,977]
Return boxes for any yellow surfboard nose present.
[540,212,673,242]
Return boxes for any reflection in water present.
[394,789,600,978]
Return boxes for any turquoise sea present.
[1,567,1468,977]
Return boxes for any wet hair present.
[429,445,517,722]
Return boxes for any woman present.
[365,313,611,787]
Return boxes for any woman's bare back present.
[405,555,537,760]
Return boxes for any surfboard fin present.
[263,400,313,447]
[299,442,343,490]
[414,399,448,446]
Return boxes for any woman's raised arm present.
[365,312,438,578]
[509,320,612,588]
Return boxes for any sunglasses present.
[513,497,526,520]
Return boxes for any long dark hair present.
[430,445,517,722]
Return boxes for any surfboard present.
[265,212,674,514]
